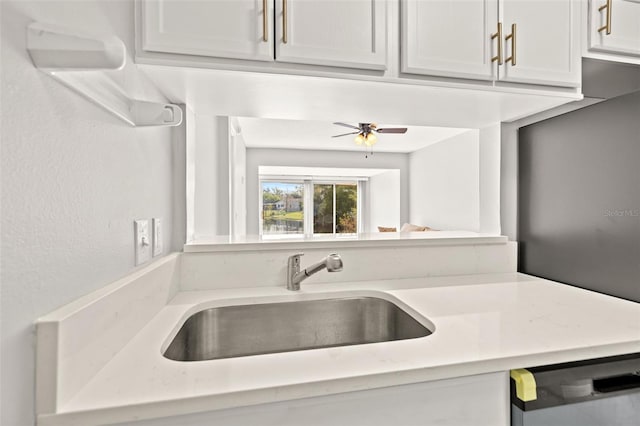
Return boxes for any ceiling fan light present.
[354,134,365,145]
[365,133,377,146]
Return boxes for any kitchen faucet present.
[286,253,343,291]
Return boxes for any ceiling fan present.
[332,122,408,146]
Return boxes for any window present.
[260,178,360,238]
[313,183,357,234]
[261,182,304,236]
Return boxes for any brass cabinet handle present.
[262,0,268,42]
[282,0,288,44]
[505,23,517,66]
[491,22,503,65]
[598,0,612,35]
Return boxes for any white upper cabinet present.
[588,0,640,57]
[401,0,498,81]
[499,0,580,87]
[275,0,387,70]
[139,0,387,70]
[401,0,580,88]
[140,0,274,62]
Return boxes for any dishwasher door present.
[511,353,640,426]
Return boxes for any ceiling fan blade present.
[331,131,360,138]
[333,122,361,130]
[375,127,408,134]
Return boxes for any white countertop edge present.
[36,253,181,323]
[184,233,509,253]
[38,341,640,426]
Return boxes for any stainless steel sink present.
[164,296,432,361]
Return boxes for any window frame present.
[259,179,306,239]
[310,180,360,236]
[259,175,365,238]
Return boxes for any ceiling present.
[236,117,472,153]
[259,166,394,178]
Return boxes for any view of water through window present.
[261,181,357,236]
[262,182,304,235]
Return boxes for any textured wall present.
[0,1,177,425]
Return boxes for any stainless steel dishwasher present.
[511,353,640,426]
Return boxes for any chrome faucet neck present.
[286,253,304,291]
[287,253,343,291]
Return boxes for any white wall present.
[245,148,410,235]
[409,131,480,231]
[368,171,401,231]
[185,107,197,241]
[0,2,178,425]
[229,131,247,238]
[229,131,247,236]
[479,124,501,235]
[188,115,230,239]
[172,106,188,250]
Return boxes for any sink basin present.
[164,296,432,361]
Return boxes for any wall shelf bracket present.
[27,22,183,127]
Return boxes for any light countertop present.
[40,273,640,425]
[184,231,508,252]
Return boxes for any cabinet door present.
[589,0,640,57]
[274,0,387,70]
[140,0,274,62]
[401,0,499,81]
[499,0,580,87]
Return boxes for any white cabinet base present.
[114,372,510,426]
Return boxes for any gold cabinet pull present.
[491,22,503,64]
[505,23,516,66]
[282,0,288,44]
[262,0,268,42]
[598,0,612,35]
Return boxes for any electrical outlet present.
[152,218,163,257]
[134,219,151,266]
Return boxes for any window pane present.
[336,184,357,234]
[262,182,304,235]
[313,184,334,234]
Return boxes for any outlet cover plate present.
[134,219,151,266]
[152,218,163,257]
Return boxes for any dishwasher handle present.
[593,373,640,393]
